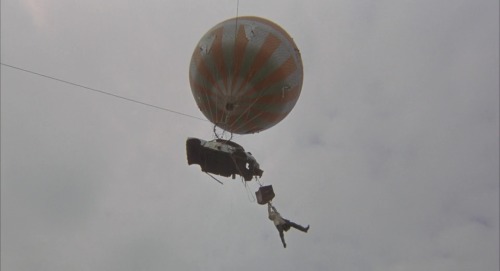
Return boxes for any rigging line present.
[242,178,256,202]
[255,176,264,187]
[229,86,269,132]
[230,0,239,103]
[235,0,239,36]
[231,75,285,132]
[201,81,215,126]
[1,62,208,122]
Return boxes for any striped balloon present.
[189,16,303,134]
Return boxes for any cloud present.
[2,0,498,270]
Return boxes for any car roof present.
[214,139,244,150]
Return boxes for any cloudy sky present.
[1,0,498,270]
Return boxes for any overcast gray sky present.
[1,0,498,270]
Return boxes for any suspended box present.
[256,185,275,205]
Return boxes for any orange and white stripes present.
[189,16,303,134]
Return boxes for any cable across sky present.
[1,62,208,122]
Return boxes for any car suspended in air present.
[186,137,263,181]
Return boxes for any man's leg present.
[276,225,286,248]
[285,220,309,232]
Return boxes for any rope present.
[255,176,264,187]
[213,124,233,140]
[1,63,208,122]
[243,177,256,203]
[228,82,270,133]
[229,153,247,180]
[235,0,240,37]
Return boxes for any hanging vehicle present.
[186,137,263,181]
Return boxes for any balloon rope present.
[231,0,240,101]
[243,178,256,203]
[203,88,215,126]
[255,176,264,187]
[230,153,246,179]
[228,55,274,132]
[2,63,208,121]
[229,90,268,133]
[213,124,233,140]
[235,0,239,36]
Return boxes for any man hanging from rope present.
[268,202,309,248]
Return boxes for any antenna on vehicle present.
[205,172,224,185]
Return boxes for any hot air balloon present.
[187,16,303,185]
[189,16,303,134]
